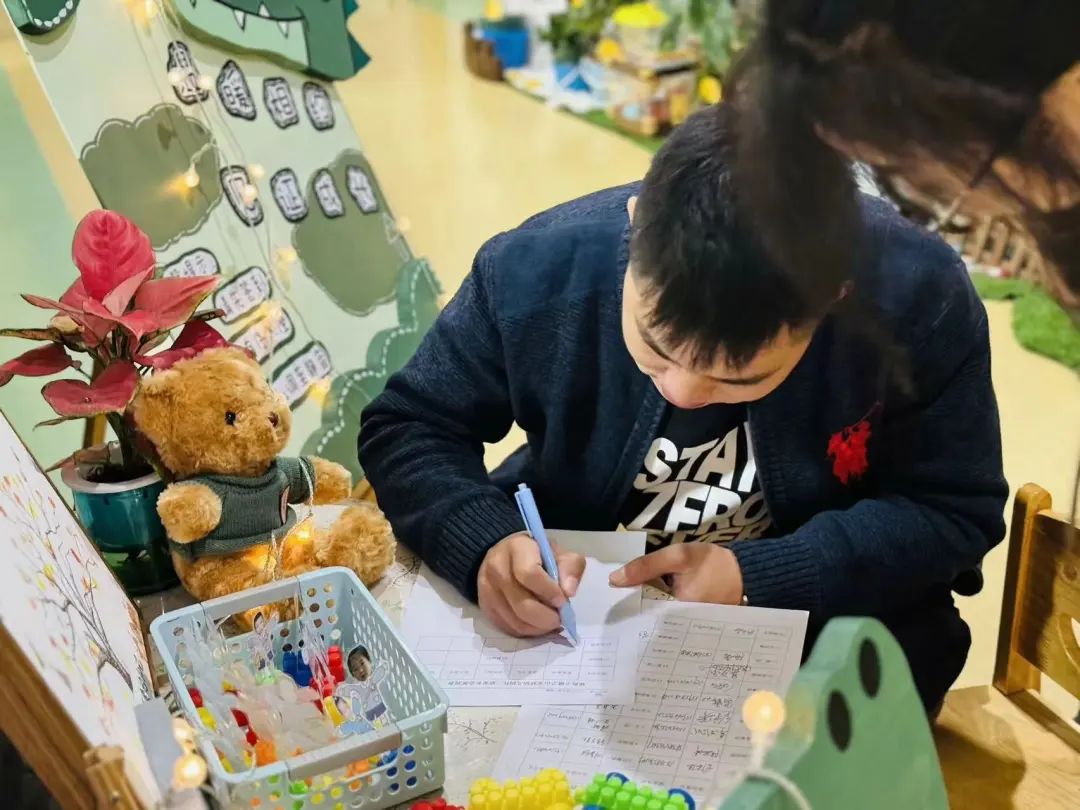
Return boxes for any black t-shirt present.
[619,404,774,549]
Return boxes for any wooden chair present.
[936,484,1080,809]
[995,483,1080,701]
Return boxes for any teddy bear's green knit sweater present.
[168,456,315,560]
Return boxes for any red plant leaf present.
[101,267,154,315]
[41,361,139,417]
[23,290,114,347]
[0,344,80,387]
[71,211,156,301]
[135,321,228,369]
[132,276,220,332]
[82,300,160,342]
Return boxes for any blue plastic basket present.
[149,567,449,809]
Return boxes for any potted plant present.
[659,0,758,102]
[541,1,634,92]
[0,210,226,594]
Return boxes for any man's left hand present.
[609,543,744,604]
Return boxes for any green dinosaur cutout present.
[721,618,948,809]
[3,0,79,35]
[301,258,441,480]
[166,0,369,80]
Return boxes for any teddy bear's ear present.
[129,370,179,443]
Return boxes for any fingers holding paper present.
[609,542,744,604]
[477,532,585,637]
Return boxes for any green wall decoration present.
[722,617,949,810]
[3,0,79,35]
[5,0,441,476]
[0,63,84,476]
[80,105,223,250]
[294,149,411,316]
[304,258,441,481]
[167,0,370,81]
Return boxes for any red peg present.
[245,727,258,747]
[188,688,203,708]
[411,803,432,810]
[231,708,249,727]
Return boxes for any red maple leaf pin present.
[827,402,882,485]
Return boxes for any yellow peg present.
[323,697,344,725]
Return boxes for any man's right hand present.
[477,532,585,636]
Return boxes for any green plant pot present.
[61,465,178,596]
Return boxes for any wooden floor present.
[937,687,1080,808]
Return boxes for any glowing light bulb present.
[144,0,159,19]
[172,752,207,790]
[293,518,314,543]
[263,302,284,326]
[183,167,200,189]
[396,216,412,233]
[241,183,259,205]
[309,377,331,406]
[248,163,266,180]
[196,74,214,92]
[742,690,786,735]
[172,718,197,751]
[167,68,186,86]
[276,246,298,265]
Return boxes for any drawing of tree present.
[0,454,133,716]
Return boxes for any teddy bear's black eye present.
[224,411,237,425]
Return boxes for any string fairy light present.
[743,690,786,739]
[308,377,332,406]
[171,752,208,791]
[182,166,200,189]
[703,691,812,810]
[130,0,331,388]
[171,717,197,752]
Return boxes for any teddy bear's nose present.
[268,412,280,427]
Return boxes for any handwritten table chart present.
[492,605,806,797]
[414,635,618,692]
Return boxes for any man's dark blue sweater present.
[359,184,1007,706]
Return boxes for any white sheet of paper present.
[401,530,646,706]
[492,600,808,799]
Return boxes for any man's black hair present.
[630,103,850,370]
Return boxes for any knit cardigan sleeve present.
[358,242,526,600]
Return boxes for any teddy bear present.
[129,345,396,606]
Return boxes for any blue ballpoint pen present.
[514,483,579,645]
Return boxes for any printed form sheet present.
[493,600,808,797]
[401,531,647,706]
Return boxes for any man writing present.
[358,105,1007,713]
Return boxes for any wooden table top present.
[936,685,1080,809]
